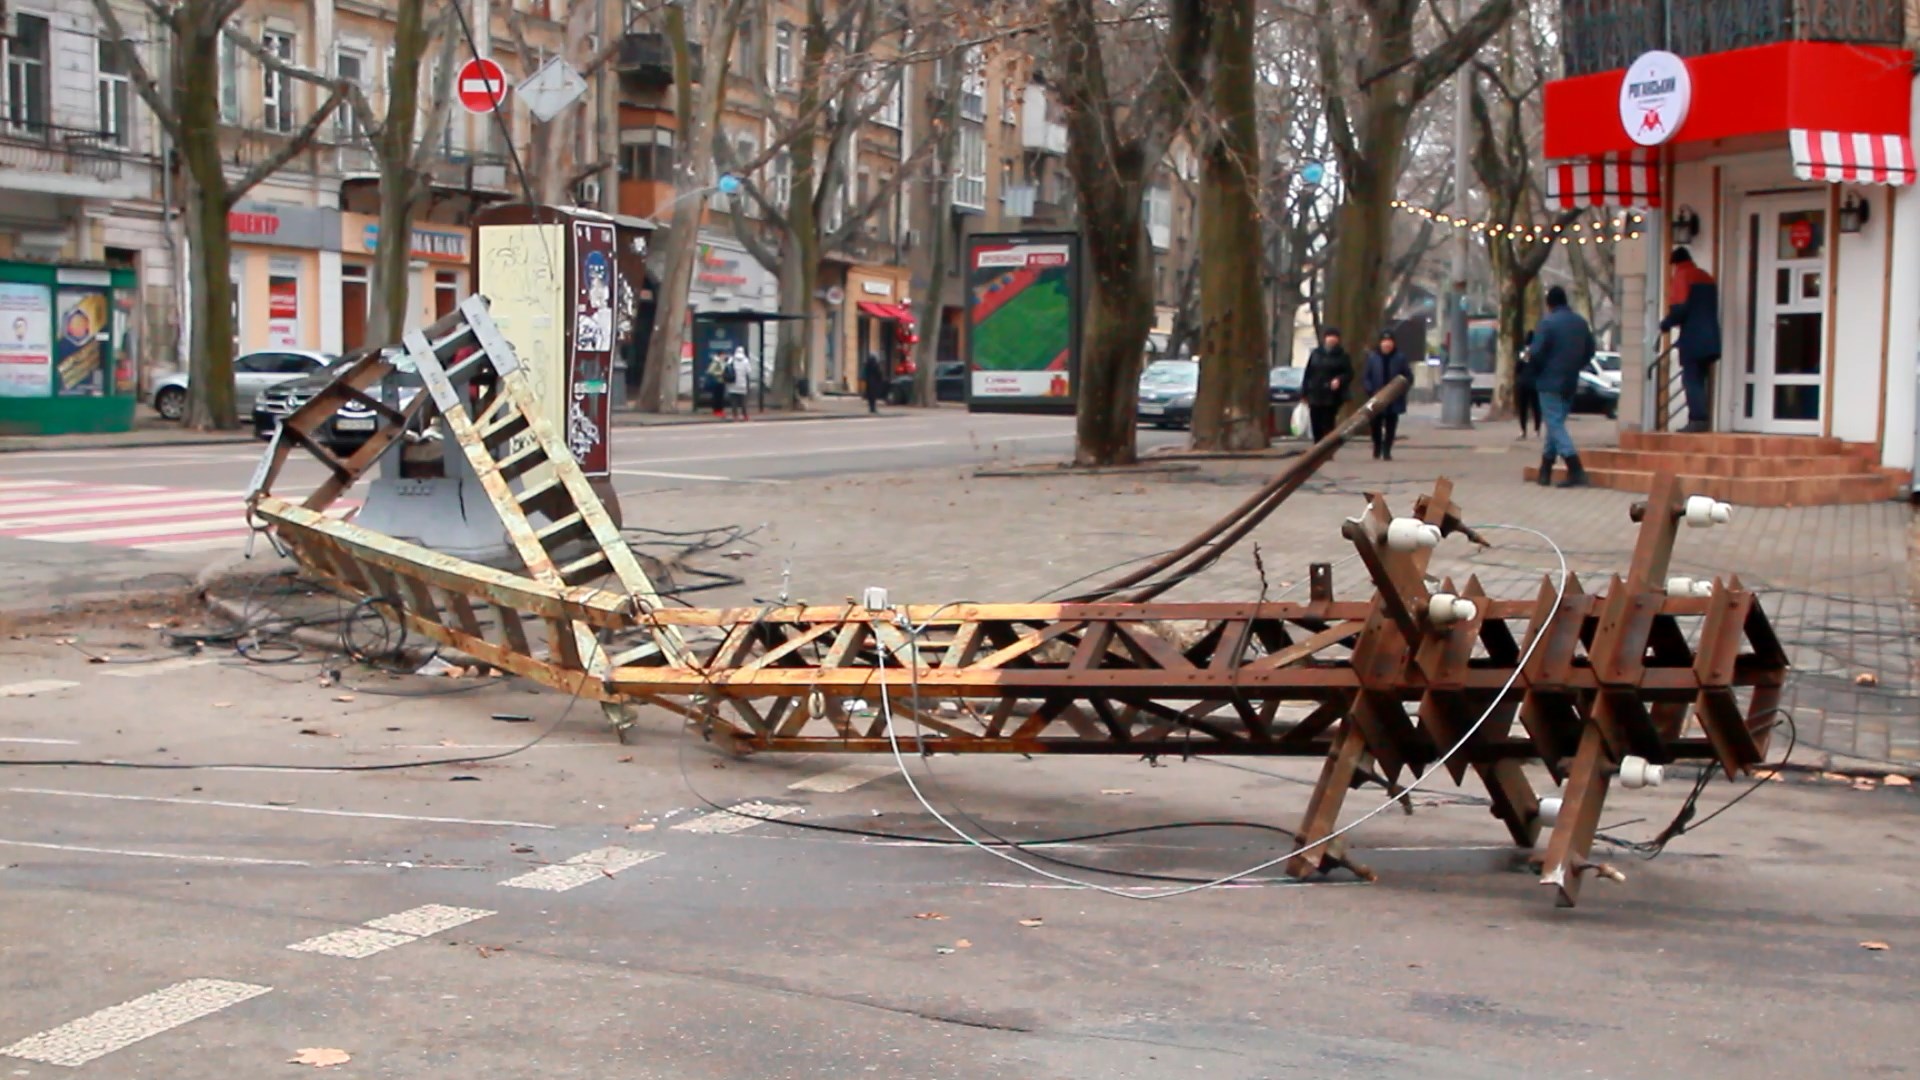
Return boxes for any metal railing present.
[0,121,126,181]
[1561,0,1905,76]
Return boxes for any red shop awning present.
[1547,152,1662,209]
[1790,129,1917,186]
[857,301,911,322]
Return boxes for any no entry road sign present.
[457,57,509,114]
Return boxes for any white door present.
[1731,194,1828,435]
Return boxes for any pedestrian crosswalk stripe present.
[0,479,353,552]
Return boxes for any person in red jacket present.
[1661,248,1722,433]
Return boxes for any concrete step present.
[1582,449,1893,479]
[1619,431,1879,465]
[1519,465,1902,506]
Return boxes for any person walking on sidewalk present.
[1661,247,1722,433]
[1514,329,1543,439]
[1528,286,1596,487]
[860,351,887,414]
[725,347,753,421]
[1301,327,1350,442]
[1363,328,1412,460]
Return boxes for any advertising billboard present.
[965,232,1080,413]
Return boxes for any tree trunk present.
[369,0,428,344]
[911,57,963,408]
[776,237,812,407]
[177,24,234,431]
[1322,126,1409,401]
[1074,210,1153,466]
[1190,0,1268,451]
[1489,246,1522,419]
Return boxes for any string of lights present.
[1388,200,1647,245]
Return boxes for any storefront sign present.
[354,217,471,263]
[54,289,108,397]
[568,220,616,477]
[689,233,776,310]
[1620,51,1691,146]
[267,277,300,349]
[861,280,893,296]
[0,282,51,398]
[228,202,342,251]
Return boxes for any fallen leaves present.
[1854,671,1880,687]
[1884,774,1913,787]
[1860,941,1890,951]
[953,939,972,949]
[1017,918,1044,928]
[289,1047,351,1067]
[331,694,356,703]
[475,944,507,959]
[624,822,656,833]
[911,912,948,921]
[1099,788,1134,796]
[296,728,341,738]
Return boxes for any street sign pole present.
[1438,66,1475,429]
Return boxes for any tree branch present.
[224,23,375,137]
[1410,0,1518,102]
[91,0,181,143]
[226,90,344,203]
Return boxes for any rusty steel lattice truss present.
[249,297,1790,908]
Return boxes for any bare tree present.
[95,0,344,429]
[233,4,457,343]
[1046,0,1209,466]
[1311,0,1516,394]
[911,46,966,406]
[1190,0,1269,451]
[716,0,939,409]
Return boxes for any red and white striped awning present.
[1546,153,1661,210]
[1789,130,1916,185]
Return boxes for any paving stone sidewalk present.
[609,411,1915,766]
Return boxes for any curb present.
[610,410,894,428]
[973,461,1202,479]
[0,432,258,454]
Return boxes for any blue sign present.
[1300,162,1325,185]
[716,174,742,196]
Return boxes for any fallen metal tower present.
[249,298,1789,908]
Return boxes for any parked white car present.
[148,349,338,421]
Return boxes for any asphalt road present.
[1,632,1916,1078]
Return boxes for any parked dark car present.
[1268,365,1304,405]
[253,355,420,454]
[935,361,967,403]
[1137,358,1199,429]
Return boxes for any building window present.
[434,269,461,320]
[1145,185,1172,250]
[875,74,902,128]
[335,47,368,141]
[97,39,133,146]
[773,24,794,89]
[734,18,757,78]
[219,34,241,123]
[955,123,986,209]
[734,134,759,216]
[261,31,294,133]
[3,13,50,134]
[618,127,675,182]
[771,150,791,210]
[960,49,985,122]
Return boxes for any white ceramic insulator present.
[1539,797,1563,828]
[1387,517,1438,552]
[861,586,890,610]
[1428,593,1460,625]
[1619,755,1665,790]
[1711,501,1733,525]
[1666,576,1696,596]
[1452,598,1479,623]
[1684,495,1732,528]
[1692,579,1715,598]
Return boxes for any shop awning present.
[1546,153,1661,210]
[1790,130,1916,186]
[857,301,912,322]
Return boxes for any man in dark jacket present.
[1528,286,1596,487]
[1660,247,1722,433]
[1301,328,1350,442]
[859,352,887,414]
[1362,328,1412,460]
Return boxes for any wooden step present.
[1583,449,1893,479]
[1520,465,1901,506]
[1619,431,1878,464]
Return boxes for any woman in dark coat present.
[1362,328,1413,460]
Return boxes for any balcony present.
[1560,0,1905,77]
[0,122,139,198]
[1020,92,1067,155]
[616,33,701,86]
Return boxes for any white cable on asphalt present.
[871,523,1570,899]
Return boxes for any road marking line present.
[0,679,79,698]
[288,904,495,958]
[611,469,788,484]
[0,979,271,1067]
[285,926,417,959]
[3,787,558,830]
[671,801,804,834]
[499,846,661,891]
[0,496,242,528]
[788,763,893,793]
[97,656,216,678]
[0,837,313,866]
[0,736,79,744]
